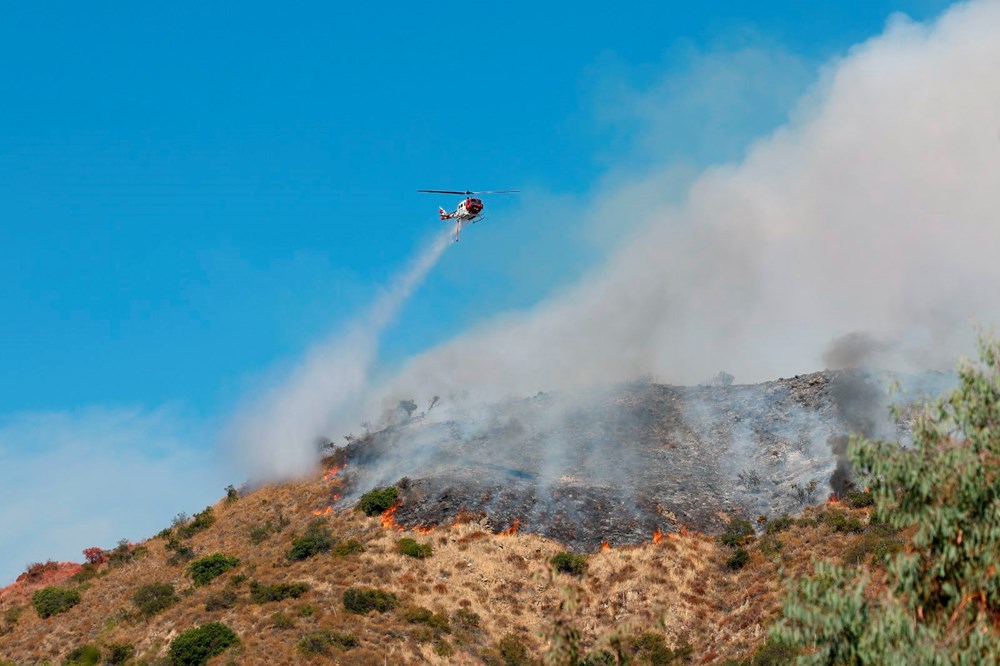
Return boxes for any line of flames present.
[499,519,520,536]
[381,503,403,530]
[323,463,347,481]
[312,505,333,516]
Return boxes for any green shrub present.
[167,622,238,666]
[204,590,238,611]
[747,637,797,665]
[68,563,100,585]
[342,587,398,614]
[297,631,358,654]
[248,522,273,545]
[287,520,334,560]
[820,509,864,533]
[229,573,247,587]
[764,514,794,535]
[132,583,179,618]
[498,633,530,665]
[719,519,755,547]
[31,586,81,618]
[845,488,876,508]
[249,581,309,604]
[104,643,135,665]
[188,553,240,586]
[727,547,750,571]
[452,607,481,630]
[356,486,399,516]
[177,507,215,539]
[551,552,588,577]
[106,540,134,567]
[63,644,100,665]
[397,537,433,559]
[433,639,455,657]
[628,632,675,665]
[271,612,294,630]
[224,484,239,503]
[401,605,450,633]
[331,539,364,556]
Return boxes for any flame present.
[413,524,435,534]
[323,463,347,481]
[312,505,333,516]
[827,494,842,506]
[381,503,402,529]
[653,530,663,544]
[666,532,679,540]
[499,519,520,536]
[601,541,611,551]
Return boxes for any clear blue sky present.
[0,1,952,583]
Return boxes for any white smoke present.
[228,231,451,478]
[371,0,1000,408]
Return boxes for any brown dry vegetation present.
[0,470,888,665]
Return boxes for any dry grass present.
[0,472,882,665]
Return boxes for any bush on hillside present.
[497,633,530,665]
[331,538,365,556]
[249,581,309,604]
[774,335,1000,661]
[342,587,398,614]
[204,590,238,612]
[718,519,755,548]
[176,506,215,539]
[62,644,100,665]
[397,537,433,559]
[104,643,135,665]
[297,631,358,655]
[167,622,238,666]
[132,583,179,618]
[726,547,750,571]
[188,553,240,586]
[31,586,81,619]
[287,520,334,560]
[551,552,588,577]
[356,486,399,516]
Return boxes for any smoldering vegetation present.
[320,369,951,552]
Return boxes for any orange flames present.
[413,524,435,534]
[601,541,611,551]
[827,494,842,506]
[381,503,403,530]
[323,463,347,481]
[499,519,520,536]
[312,505,333,516]
[653,530,663,544]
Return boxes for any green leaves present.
[775,334,1000,662]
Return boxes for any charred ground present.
[324,370,945,552]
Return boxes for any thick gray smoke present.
[228,231,451,478]
[370,1,1000,412]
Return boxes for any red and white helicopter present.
[418,189,518,242]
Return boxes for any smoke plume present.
[372,1,1000,410]
[228,231,451,478]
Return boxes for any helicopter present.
[418,189,518,242]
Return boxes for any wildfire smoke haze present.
[231,2,997,548]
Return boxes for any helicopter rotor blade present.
[417,189,519,195]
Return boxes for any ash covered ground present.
[321,370,949,552]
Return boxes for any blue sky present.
[0,1,954,583]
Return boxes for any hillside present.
[0,372,924,665]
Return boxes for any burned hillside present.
[322,370,948,552]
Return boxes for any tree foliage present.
[188,553,240,586]
[774,336,1000,663]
